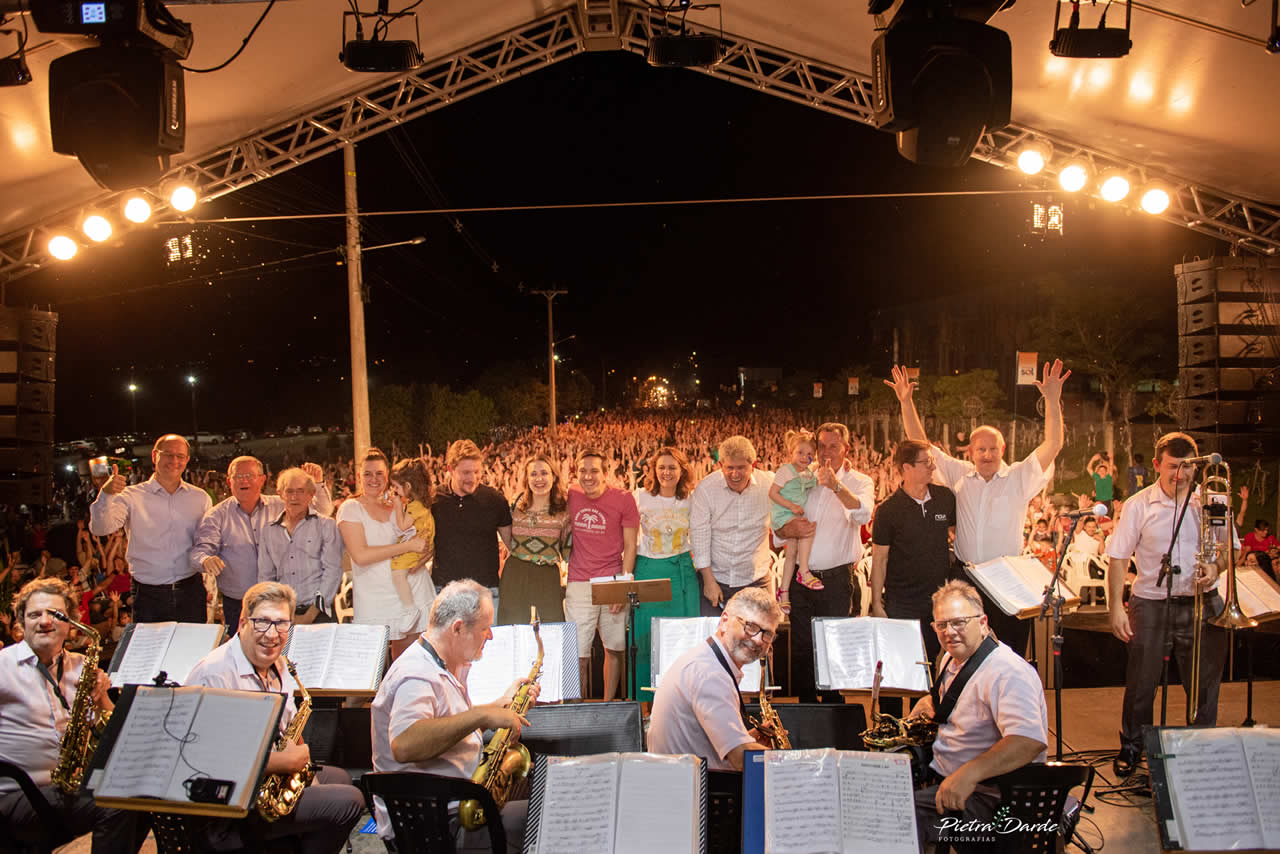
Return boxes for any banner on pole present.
[848,377,859,396]
[1016,351,1038,385]
[813,382,823,399]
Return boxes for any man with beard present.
[648,587,784,771]
[370,579,536,852]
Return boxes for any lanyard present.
[930,634,999,725]
[419,638,449,671]
[35,653,71,712]
[706,637,747,726]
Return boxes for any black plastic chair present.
[938,761,1094,854]
[705,769,742,854]
[361,771,506,854]
[0,760,75,854]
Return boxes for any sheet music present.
[1161,727,1263,850]
[813,618,830,687]
[466,626,518,706]
[164,689,280,806]
[97,687,198,798]
[654,618,709,688]
[874,620,930,693]
[537,755,619,854]
[838,752,918,854]
[1238,570,1280,617]
[1239,729,1280,848]
[111,622,178,687]
[764,749,841,854]
[319,624,387,689]
[283,624,336,690]
[519,624,562,704]
[615,754,697,854]
[971,557,1037,614]
[158,624,224,686]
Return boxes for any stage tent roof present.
[1,0,1278,281]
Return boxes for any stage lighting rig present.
[1049,0,1132,59]
[340,1,425,73]
[646,3,723,68]
[30,0,193,57]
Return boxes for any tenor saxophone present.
[50,610,111,794]
[748,651,790,749]
[459,607,543,830]
[860,660,937,751]
[255,656,316,821]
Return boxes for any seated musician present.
[906,580,1047,851]
[370,579,537,853]
[648,587,784,771]
[185,581,364,854]
[0,578,145,854]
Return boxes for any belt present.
[1167,595,1198,604]
[135,573,202,590]
[810,563,851,575]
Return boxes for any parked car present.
[284,425,302,435]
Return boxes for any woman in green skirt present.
[632,445,699,698]
[496,452,570,625]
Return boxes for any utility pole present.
[533,289,567,437]
[343,142,371,463]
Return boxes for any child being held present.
[770,429,823,612]
[389,458,436,611]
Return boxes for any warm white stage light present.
[1099,170,1131,202]
[1140,185,1171,215]
[48,235,78,260]
[82,214,112,242]
[1016,141,1052,175]
[170,184,197,212]
[1058,161,1089,193]
[124,196,152,223]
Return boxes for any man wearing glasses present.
[90,434,212,623]
[257,468,343,626]
[648,587,784,771]
[185,581,365,854]
[870,439,957,663]
[192,457,333,632]
[907,581,1047,850]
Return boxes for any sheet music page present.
[1238,570,1280,616]
[513,623,566,704]
[111,622,178,687]
[537,754,619,854]
[819,619,877,691]
[1161,727,1263,850]
[158,623,224,686]
[652,617,711,689]
[282,624,336,690]
[466,625,516,706]
[813,619,830,689]
[615,754,697,854]
[1011,554,1069,605]
[1239,728,1280,848]
[320,624,387,689]
[970,557,1035,614]
[873,619,930,693]
[837,751,918,854]
[163,689,282,807]
[97,686,197,798]
[764,749,841,854]
[741,658,763,693]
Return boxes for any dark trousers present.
[791,563,855,703]
[1120,593,1227,751]
[698,575,769,617]
[222,595,242,633]
[914,783,1000,852]
[978,586,1032,659]
[210,765,365,854]
[0,784,145,854]
[131,573,207,624]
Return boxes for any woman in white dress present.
[337,448,431,661]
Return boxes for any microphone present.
[1062,503,1108,519]
[1177,453,1223,467]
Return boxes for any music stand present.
[591,578,672,700]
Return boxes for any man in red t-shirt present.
[564,448,639,701]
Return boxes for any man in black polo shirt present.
[870,438,957,664]
[431,440,513,608]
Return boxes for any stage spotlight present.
[1099,169,1131,202]
[82,214,112,242]
[168,183,197,212]
[124,196,152,223]
[1058,160,1089,193]
[1140,183,1172,215]
[1016,141,1052,175]
[48,235,78,260]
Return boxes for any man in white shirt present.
[0,578,143,854]
[1105,432,1232,778]
[690,436,774,617]
[907,580,1047,850]
[773,422,875,702]
[886,360,1071,657]
[90,434,212,623]
[370,579,536,852]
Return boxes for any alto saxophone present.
[459,607,543,830]
[748,651,790,749]
[51,610,111,794]
[861,660,937,751]
[255,656,316,821]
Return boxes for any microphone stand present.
[1156,477,1197,728]
[1043,515,1079,760]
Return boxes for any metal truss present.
[4,1,1279,284]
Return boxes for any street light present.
[186,375,198,440]
[127,382,138,434]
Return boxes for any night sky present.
[11,51,1221,440]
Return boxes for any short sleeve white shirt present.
[932,448,1053,564]
[647,636,753,771]
[0,642,85,794]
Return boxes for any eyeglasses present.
[910,458,934,467]
[230,473,262,482]
[931,615,981,633]
[731,614,777,643]
[248,617,292,635]
[157,451,189,461]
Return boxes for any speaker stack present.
[0,309,57,506]
[1174,258,1280,458]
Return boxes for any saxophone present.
[860,660,938,751]
[748,651,790,749]
[255,656,316,821]
[459,607,543,830]
[50,610,111,794]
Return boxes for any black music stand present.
[591,578,672,700]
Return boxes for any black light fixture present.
[1049,0,1132,59]
[0,25,33,86]
[340,1,425,73]
[646,3,723,69]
